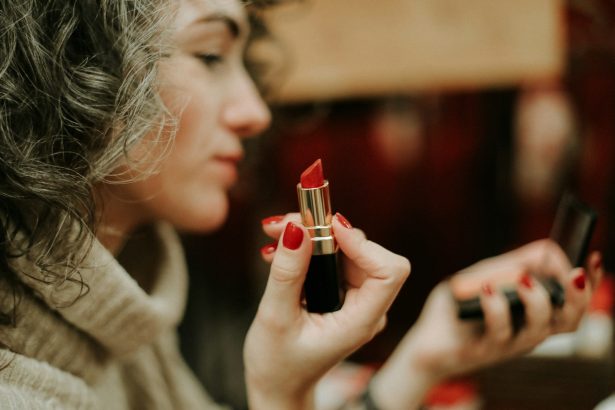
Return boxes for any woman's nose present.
[222,73,272,138]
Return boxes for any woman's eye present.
[196,53,224,68]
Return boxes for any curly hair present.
[0,0,286,325]
[0,0,173,323]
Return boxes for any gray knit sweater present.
[0,223,225,409]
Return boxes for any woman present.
[0,0,603,409]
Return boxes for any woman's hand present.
[368,240,604,410]
[244,213,410,410]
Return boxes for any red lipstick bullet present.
[300,159,325,188]
[297,159,342,313]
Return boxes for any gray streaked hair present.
[0,0,283,324]
[0,0,173,323]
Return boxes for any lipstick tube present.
[297,180,342,313]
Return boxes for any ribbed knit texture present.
[0,223,227,409]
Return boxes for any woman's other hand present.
[244,214,410,410]
[368,240,604,410]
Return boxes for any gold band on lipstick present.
[297,181,338,255]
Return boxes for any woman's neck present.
[95,185,152,256]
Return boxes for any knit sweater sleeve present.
[0,384,72,410]
[0,349,98,409]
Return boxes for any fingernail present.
[520,273,533,289]
[282,222,303,250]
[574,270,586,290]
[262,215,284,225]
[260,242,278,255]
[335,212,352,229]
[482,282,494,296]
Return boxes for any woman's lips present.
[212,155,242,185]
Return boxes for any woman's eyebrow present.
[194,14,241,38]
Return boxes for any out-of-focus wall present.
[255,0,564,101]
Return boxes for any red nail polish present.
[482,283,494,296]
[262,215,284,225]
[335,212,352,229]
[260,242,278,255]
[282,222,303,250]
[574,271,586,290]
[520,273,533,289]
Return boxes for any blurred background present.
[179,0,615,408]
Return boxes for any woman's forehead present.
[176,0,246,31]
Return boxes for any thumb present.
[258,222,312,325]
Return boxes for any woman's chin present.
[170,195,230,233]
[197,211,228,233]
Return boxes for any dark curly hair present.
[0,0,286,325]
[0,0,173,323]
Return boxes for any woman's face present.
[104,0,271,234]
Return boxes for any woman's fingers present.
[260,230,368,267]
[474,239,570,280]
[258,222,311,327]
[334,216,407,278]
[553,268,590,333]
[479,272,553,357]
[480,283,513,346]
[539,239,573,282]
[259,213,368,270]
[261,213,302,239]
[260,213,302,263]
[587,251,604,291]
[260,242,278,263]
[552,252,603,333]
[340,227,369,289]
[333,215,410,331]
[511,273,553,351]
